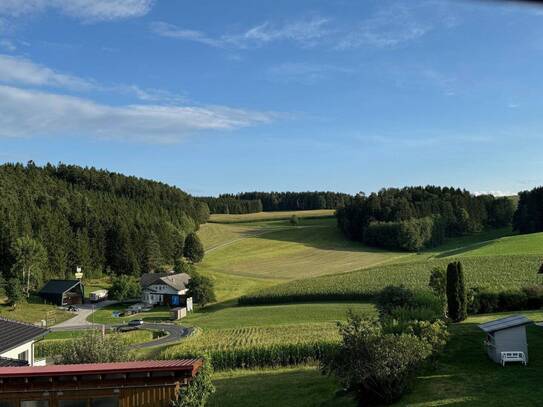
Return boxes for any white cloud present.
[0,85,274,143]
[267,62,353,85]
[0,54,95,90]
[0,0,153,22]
[151,16,331,49]
[474,190,516,197]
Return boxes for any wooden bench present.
[501,351,527,367]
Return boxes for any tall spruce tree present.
[446,261,467,322]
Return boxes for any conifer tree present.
[184,232,205,263]
[446,261,467,322]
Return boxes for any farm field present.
[161,303,375,367]
[398,310,543,406]
[197,217,406,287]
[208,209,335,223]
[241,254,542,304]
[209,366,355,407]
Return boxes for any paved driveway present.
[51,301,117,330]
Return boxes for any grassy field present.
[398,310,543,406]
[197,218,405,297]
[88,303,171,324]
[0,301,72,324]
[209,367,355,407]
[83,277,111,298]
[208,209,335,223]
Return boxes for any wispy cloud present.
[0,39,16,51]
[151,15,331,49]
[337,3,434,49]
[0,54,95,90]
[0,0,154,22]
[0,85,275,143]
[267,62,353,85]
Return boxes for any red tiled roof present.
[0,359,202,378]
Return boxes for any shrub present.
[468,285,543,314]
[172,357,215,407]
[109,275,141,301]
[187,271,216,307]
[322,314,433,406]
[290,215,299,226]
[376,286,415,315]
[55,331,133,364]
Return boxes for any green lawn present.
[208,209,335,224]
[209,367,355,407]
[83,277,111,299]
[398,311,543,406]
[88,303,171,324]
[0,301,72,325]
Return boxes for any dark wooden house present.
[0,359,203,407]
[38,280,85,306]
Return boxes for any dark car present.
[128,319,144,327]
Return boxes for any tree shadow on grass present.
[433,240,496,258]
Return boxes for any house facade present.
[0,318,48,366]
[140,272,193,311]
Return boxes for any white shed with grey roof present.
[478,315,532,364]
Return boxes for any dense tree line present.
[513,186,543,234]
[337,186,515,251]
[197,197,263,214]
[0,162,209,291]
[220,191,352,212]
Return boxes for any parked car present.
[67,305,79,312]
[128,319,144,327]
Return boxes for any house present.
[0,359,203,407]
[0,318,49,366]
[38,279,85,306]
[479,315,532,365]
[140,272,193,311]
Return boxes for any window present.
[91,397,119,407]
[21,401,49,407]
[59,400,87,407]
[0,401,16,407]
[18,350,29,361]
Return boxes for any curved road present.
[50,304,193,348]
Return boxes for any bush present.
[55,331,133,364]
[376,286,415,315]
[468,285,543,314]
[109,275,141,301]
[172,357,215,407]
[322,314,433,406]
[187,271,216,307]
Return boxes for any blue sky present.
[1,0,543,196]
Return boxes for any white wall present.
[0,340,36,365]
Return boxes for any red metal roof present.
[0,359,202,378]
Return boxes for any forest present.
[336,186,515,251]
[513,187,543,234]
[0,162,209,290]
[204,191,353,214]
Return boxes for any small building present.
[141,272,193,311]
[39,279,85,306]
[0,317,49,366]
[479,315,532,364]
[171,307,187,320]
[0,359,203,407]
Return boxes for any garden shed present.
[38,280,85,306]
[479,315,532,365]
